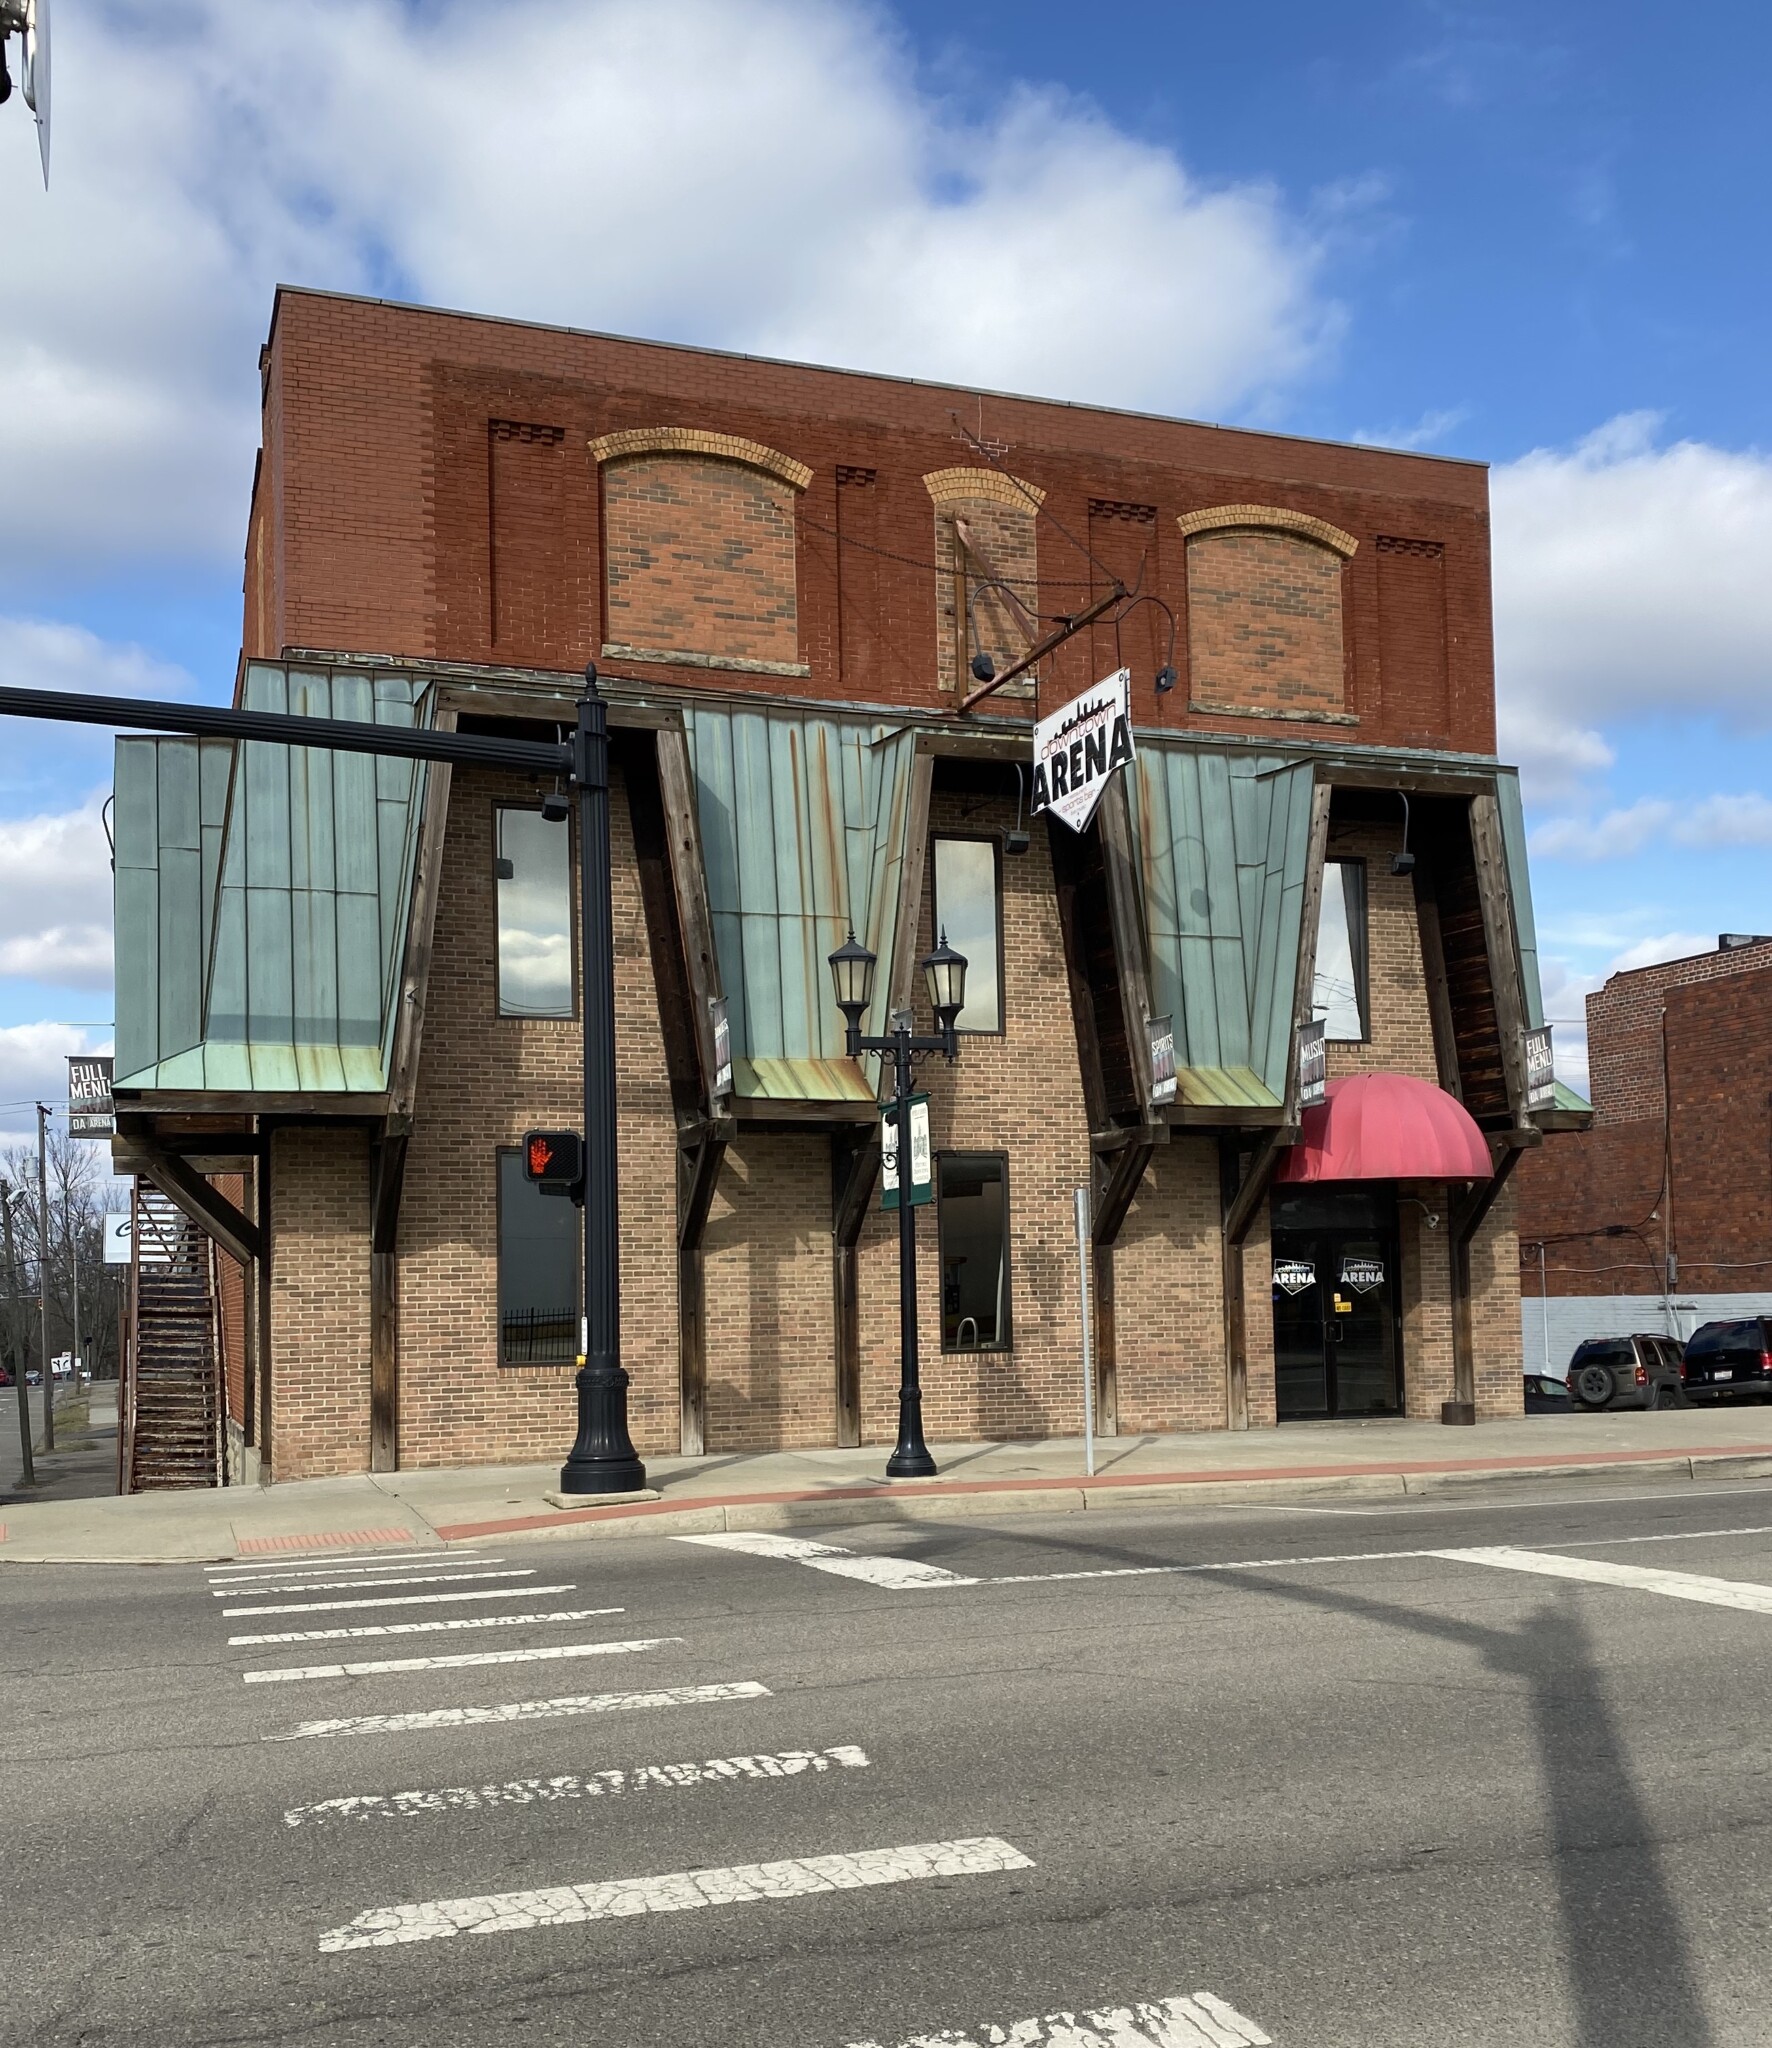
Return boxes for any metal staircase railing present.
[121,1183,225,1492]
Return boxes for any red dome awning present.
[1275,1073,1493,1183]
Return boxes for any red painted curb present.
[428,1441,1772,1543]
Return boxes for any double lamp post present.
[827,927,968,1480]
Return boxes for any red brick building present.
[109,287,1566,1485]
[1515,938,1772,1365]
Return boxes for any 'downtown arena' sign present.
[1031,668,1134,833]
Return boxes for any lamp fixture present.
[1390,792,1416,876]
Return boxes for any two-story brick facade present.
[110,287,1567,1485]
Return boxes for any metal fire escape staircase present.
[120,1185,225,1492]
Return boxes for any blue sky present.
[2,0,1770,1132]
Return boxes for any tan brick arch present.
[588,426,812,493]
[922,466,1046,511]
[1176,503,1358,558]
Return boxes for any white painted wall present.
[1520,1291,1772,1377]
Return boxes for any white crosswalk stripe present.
[221,1584,577,1617]
[317,1836,1032,1951]
[284,1744,871,1828]
[228,1607,623,1646]
[213,1568,534,1597]
[243,1636,677,1683]
[844,1989,1272,2047]
[206,1551,466,1579]
[681,1531,980,1588]
[1432,1544,1772,1612]
[265,1679,772,1742]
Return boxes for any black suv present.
[1567,1334,1687,1411]
[1680,1318,1772,1402]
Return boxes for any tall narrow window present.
[938,1153,1011,1352]
[1312,858,1369,1040]
[931,836,1002,1032]
[497,1151,579,1364]
[495,806,573,1018]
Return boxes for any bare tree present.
[0,1128,127,1382]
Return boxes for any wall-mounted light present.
[1390,792,1416,875]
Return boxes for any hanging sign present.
[1296,1020,1327,1108]
[67,1055,114,1138]
[1148,1014,1177,1106]
[881,1093,933,1210]
[1273,1257,1316,1295]
[1340,1254,1385,1294]
[1030,667,1134,833]
[709,996,733,1103]
[1524,1025,1555,1112]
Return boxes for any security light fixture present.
[1390,792,1416,875]
[1003,763,1030,856]
[1154,664,1178,695]
[969,649,996,684]
[540,788,570,824]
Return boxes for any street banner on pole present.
[1297,1020,1327,1108]
[1147,1015,1177,1105]
[1030,667,1133,833]
[881,1094,932,1210]
[67,1055,114,1137]
[1524,1025,1555,1111]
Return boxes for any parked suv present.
[1680,1318,1772,1402]
[1567,1334,1687,1411]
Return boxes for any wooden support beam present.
[654,720,728,1107]
[676,1124,727,1457]
[1092,1242,1120,1438]
[1220,1127,1296,1433]
[1096,773,1158,1110]
[831,1129,881,1449]
[369,1127,408,1474]
[130,1144,263,1270]
[1092,1136,1156,1248]
[1444,1143,1524,1426]
[1281,781,1333,1125]
[387,705,457,1123]
[1468,788,1533,1126]
[887,750,936,1015]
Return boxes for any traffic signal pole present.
[0,673,646,1495]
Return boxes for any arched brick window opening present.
[591,428,812,676]
[1179,505,1358,723]
[924,467,1045,697]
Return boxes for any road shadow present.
[1217,1565,1716,2046]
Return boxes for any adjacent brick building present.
[110,287,1565,1485]
[1515,938,1772,1364]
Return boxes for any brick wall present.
[602,455,801,670]
[393,756,680,1470]
[254,287,1496,755]
[267,1127,371,1481]
[1112,1137,1235,1432]
[928,473,1041,699]
[1185,531,1346,719]
[1586,939,1772,1125]
[1323,821,1439,1085]
[1374,536,1448,741]
[213,1169,249,1429]
[488,421,567,666]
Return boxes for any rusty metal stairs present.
[122,1185,225,1492]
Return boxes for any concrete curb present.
[7,1443,1772,1564]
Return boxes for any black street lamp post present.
[828,929,967,1479]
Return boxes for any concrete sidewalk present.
[6,1405,1772,1564]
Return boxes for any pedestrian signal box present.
[523,1130,584,1198]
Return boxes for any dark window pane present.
[496,807,573,1017]
[938,1153,1010,1351]
[931,837,1001,1032]
[498,1152,579,1363]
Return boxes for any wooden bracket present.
[129,1143,262,1269]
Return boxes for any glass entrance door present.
[1270,1187,1402,1420]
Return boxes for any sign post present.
[1074,1184,1095,1478]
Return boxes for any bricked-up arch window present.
[497,1151,579,1365]
[590,428,813,676]
[1179,506,1358,723]
[925,469,1044,697]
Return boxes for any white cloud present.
[1675,792,1772,847]
[1605,931,1714,975]
[0,0,1340,579]
[0,1022,115,1154]
[1531,799,1673,861]
[0,617,194,703]
[0,794,116,995]
[1493,413,1772,799]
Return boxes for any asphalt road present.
[6,1477,1772,2047]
